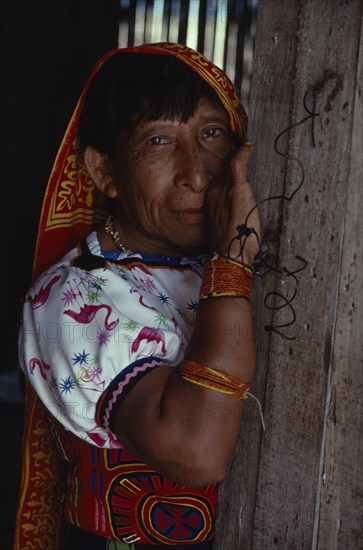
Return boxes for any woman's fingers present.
[230,142,253,188]
[228,143,261,264]
[205,142,261,264]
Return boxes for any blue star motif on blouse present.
[157,292,171,305]
[91,282,103,291]
[59,376,76,394]
[72,349,90,366]
[186,300,199,313]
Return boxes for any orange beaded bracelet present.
[199,256,253,300]
[180,360,250,400]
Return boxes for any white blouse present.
[19,231,204,448]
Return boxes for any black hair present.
[77,52,224,155]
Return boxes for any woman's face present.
[111,98,237,257]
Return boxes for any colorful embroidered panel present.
[55,428,217,545]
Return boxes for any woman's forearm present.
[115,294,256,485]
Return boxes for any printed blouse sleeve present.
[19,262,187,448]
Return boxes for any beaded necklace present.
[104,214,132,253]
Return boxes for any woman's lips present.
[173,208,205,223]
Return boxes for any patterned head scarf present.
[33,42,247,279]
[14,43,247,550]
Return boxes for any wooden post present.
[214,1,363,548]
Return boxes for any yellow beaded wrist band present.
[199,256,253,300]
[180,360,250,400]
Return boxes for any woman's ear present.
[83,146,118,198]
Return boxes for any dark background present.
[0,2,120,546]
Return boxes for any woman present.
[15,43,261,549]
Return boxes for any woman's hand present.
[206,142,261,265]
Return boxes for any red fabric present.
[52,424,216,544]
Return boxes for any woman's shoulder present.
[33,231,101,279]
[30,230,206,305]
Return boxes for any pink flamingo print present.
[130,288,158,312]
[25,275,61,309]
[86,430,121,448]
[64,303,118,330]
[29,358,51,380]
[129,264,153,277]
[131,327,166,355]
[86,431,107,447]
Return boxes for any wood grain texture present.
[215,1,302,547]
[214,1,363,548]
[315,11,363,550]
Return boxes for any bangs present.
[78,52,223,154]
[128,58,222,125]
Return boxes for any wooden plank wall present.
[214,1,363,549]
[118,0,257,105]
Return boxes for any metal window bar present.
[119,0,258,105]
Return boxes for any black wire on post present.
[227,86,321,339]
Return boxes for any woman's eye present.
[148,136,169,145]
[203,127,223,138]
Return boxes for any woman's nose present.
[175,142,207,192]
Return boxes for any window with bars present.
[118,0,258,107]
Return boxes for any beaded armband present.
[199,256,253,300]
[180,360,250,400]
